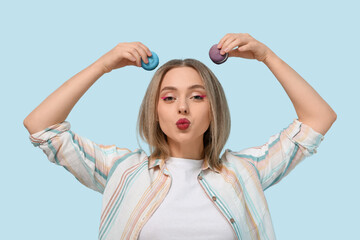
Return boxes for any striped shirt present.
[29,118,324,240]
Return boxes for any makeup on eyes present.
[161,95,207,100]
[197,95,207,99]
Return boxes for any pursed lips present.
[176,118,190,125]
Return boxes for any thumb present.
[228,46,249,57]
[237,45,249,52]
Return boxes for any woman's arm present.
[217,33,337,135]
[262,50,337,136]
[23,62,105,134]
[24,42,152,134]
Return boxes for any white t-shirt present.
[139,156,235,240]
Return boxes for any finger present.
[125,52,137,62]
[138,42,152,57]
[224,38,246,54]
[220,38,238,55]
[124,52,139,67]
[129,48,142,67]
[131,43,149,64]
[237,44,250,52]
[136,45,150,64]
[217,34,231,49]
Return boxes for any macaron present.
[209,44,229,64]
[141,51,159,71]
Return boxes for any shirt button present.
[212,196,217,201]
[230,218,235,223]
[198,175,203,180]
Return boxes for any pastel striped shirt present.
[29,118,324,240]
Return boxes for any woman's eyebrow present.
[160,84,205,93]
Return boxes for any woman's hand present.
[217,33,273,62]
[95,42,153,73]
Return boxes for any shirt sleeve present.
[229,118,325,191]
[29,121,131,194]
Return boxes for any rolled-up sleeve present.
[230,118,325,190]
[29,121,131,194]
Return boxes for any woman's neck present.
[167,138,204,160]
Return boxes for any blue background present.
[1,0,359,239]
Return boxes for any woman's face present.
[157,67,211,145]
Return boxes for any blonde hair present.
[136,59,230,172]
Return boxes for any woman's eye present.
[192,95,205,100]
[162,96,175,101]
[161,95,205,102]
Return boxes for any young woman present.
[24,33,336,240]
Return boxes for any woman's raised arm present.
[217,33,337,135]
[23,42,152,134]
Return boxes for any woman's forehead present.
[160,67,204,89]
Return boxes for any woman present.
[24,33,337,240]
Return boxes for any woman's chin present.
[169,133,203,145]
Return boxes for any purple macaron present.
[209,44,229,64]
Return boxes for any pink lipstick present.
[176,118,190,130]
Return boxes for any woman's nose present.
[178,107,188,114]
[178,99,189,114]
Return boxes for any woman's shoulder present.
[107,148,149,179]
[220,148,261,180]
[111,147,148,162]
[221,148,258,169]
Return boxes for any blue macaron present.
[141,51,159,71]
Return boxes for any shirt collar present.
[148,157,220,173]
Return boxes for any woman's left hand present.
[217,33,273,62]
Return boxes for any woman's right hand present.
[96,42,153,73]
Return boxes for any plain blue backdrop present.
[1,0,358,239]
